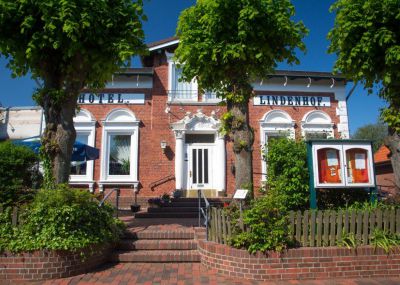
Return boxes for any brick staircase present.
[112,224,205,263]
[134,198,223,219]
[112,198,221,263]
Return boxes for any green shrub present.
[230,189,294,253]
[317,188,370,209]
[264,138,309,211]
[0,141,42,206]
[0,185,124,252]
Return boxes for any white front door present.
[187,145,213,189]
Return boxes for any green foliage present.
[175,0,308,95]
[0,0,146,89]
[264,138,309,211]
[337,231,360,249]
[328,0,400,131]
[0,141,41,207]
[230,190,293,253]
[352,122,388,152]
[371,229,400,253]
[0,185,124,253]
[317,188,370,210]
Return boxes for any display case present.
[310,141,375,188]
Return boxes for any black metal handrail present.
[149,174,175,190]
[198,189,210,241]
[99,188,120,218]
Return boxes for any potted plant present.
[130,188,141,212]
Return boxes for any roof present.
[147,36,179,51]
[269,70,345,81]
[374,145,391,163]
[116,67,154,76]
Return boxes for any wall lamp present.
[160,140,167,153]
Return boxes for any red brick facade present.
[0,244,112,282]
[198,241,400,281]
[374,145,396,196]
[73,40,349,205]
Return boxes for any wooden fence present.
[208,207,400,247]
[0,206,23,226]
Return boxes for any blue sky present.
[0,0,386,134]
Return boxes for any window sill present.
[98,181,139,191]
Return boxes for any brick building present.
[70,37,350,206]
[374,145,397,197]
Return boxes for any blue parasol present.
[13,138,99,162]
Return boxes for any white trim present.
[259,110,295,181]
[100,109,140,185]
[148,39,180,52]
[70,109,96,184]
[301,110,334,139]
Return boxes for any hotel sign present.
[254,95,331,107]
[78,93,145,104]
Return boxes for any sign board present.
[306,140,377,209]
[233,189,249,199]
[78,93,145,105]
[253,95,331,107]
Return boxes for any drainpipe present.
[346,81,358,101]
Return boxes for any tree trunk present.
[384,130,400,195]
[227,86,254,193]
[42,95,77,184]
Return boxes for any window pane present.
[204,149,208,183]
[198,149,203,184]
[317,148,342,184]
[346,148,369,184]
[185,134,215,144]
[70,133,89,175]
[109,135,131,175]
[192,149,197,183]
[305,132,328,140]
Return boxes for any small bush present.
[0,185,124,252]
[0,141,42,206]
[230,189,293,253]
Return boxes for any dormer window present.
[166,52,221,103]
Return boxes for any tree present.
[175,0,307,192]
[352,122,388,152]
[0,0,146,185]
[328,0,400,193]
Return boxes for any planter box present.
[0,243,113,282]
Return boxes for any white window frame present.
[70,109,96,191]
[301,110,334,139]
[166,52,198,102]
[99,109,139,189]
[259,110,295,181]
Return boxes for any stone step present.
[157,202,222,208]
[112,250,200,263]
[124,229,195,240]
[117,239,197,250]
[134,212,198,219]
[147,207,198,213]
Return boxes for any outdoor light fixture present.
[160,140,167,153]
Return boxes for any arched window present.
[301,110,334,139]
[99,109,140,190]
[259,110,295,181]
[71,109,96,191]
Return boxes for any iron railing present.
[198,189,210,241]
[99,188,120,218]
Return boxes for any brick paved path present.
[36,262,400,285]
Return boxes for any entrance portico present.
[171,110,226,197]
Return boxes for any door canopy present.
[171,109,220,138]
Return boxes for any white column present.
[174,131,184,190]
[215,134,226,193]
